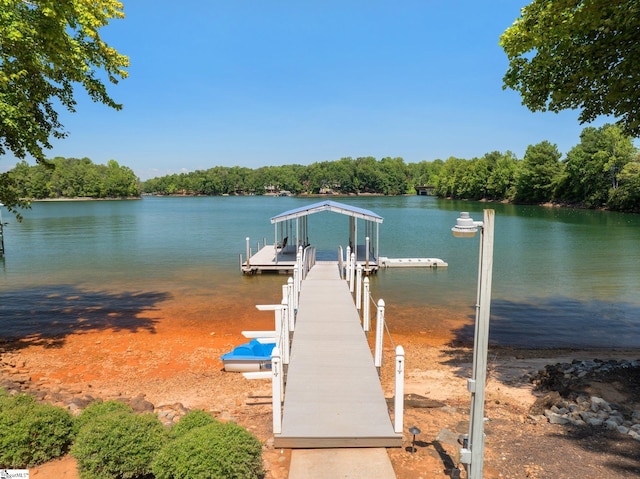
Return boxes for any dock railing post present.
[296,246,303,299]
[281,285,290,365]
[374,299,385,368]
[363,277,370,331]
[365,236,370,270]
[272,347,282,434]
[356,264,362,309]
[349,253,356,293]
[293,263,299,305]
[345,246,351,282]
[246,237,251,267]
[394,345,405,433]
[287,277,295,332]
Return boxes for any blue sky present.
[3,1,613,180]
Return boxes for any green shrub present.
[0,391,74,468]
[72,408,167,479]
[168,409,216,439]
[152,422,264,479]
[73,400,133,434]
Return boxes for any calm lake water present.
[1,196,640,349]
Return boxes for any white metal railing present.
[351,273,404,435]
[301,245,316,279]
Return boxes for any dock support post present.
[356,264,362,309]
[345,246,351,282]
[375,299,385,368]
[394,345,405,433]
[272,347,282,434]
[245,237,250,267]
[363,277,370,331]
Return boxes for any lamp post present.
[451,210,495,479]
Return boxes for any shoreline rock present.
[531,359,640,441]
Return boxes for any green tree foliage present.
[137,128,638,212]
[8,157,140,199]
[558,124,636,207]
[484,151,518,200]
[0,0,129,212]
[515,141,562,203]
[501,1,640,136]
[406,159,443,193]
[608,158,640,212]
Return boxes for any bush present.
[0,390,74,468]
[152,422,264,479]
[168,410,216,439]
[72,408,167,479]
[73,400,133,434]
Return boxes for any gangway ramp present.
[274,261,402,448]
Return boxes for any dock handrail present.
[352,275,404,434]
[301,245,316,279]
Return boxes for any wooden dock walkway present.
[274,262,402,448]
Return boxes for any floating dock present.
[241,200,383,275]
[242,244,299,274]
[379,257,448,268]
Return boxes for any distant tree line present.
[141,124,639,212]
[8,157,140,200]
[5,124,639,213]
[140,156,414,197]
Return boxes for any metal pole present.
[460,209,495,479]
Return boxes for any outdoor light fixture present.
[408,426,421,453]
[452,210,495,479]
[451,212,482,238]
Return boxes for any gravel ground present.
[2,318,639,479]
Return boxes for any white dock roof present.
[271,200,383,224]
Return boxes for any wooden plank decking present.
[274,262,401,448]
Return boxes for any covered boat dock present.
[241,200,383,275]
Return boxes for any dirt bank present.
[2,313,639,478]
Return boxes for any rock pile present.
[530,359,640,441]
[0,351,190,426]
